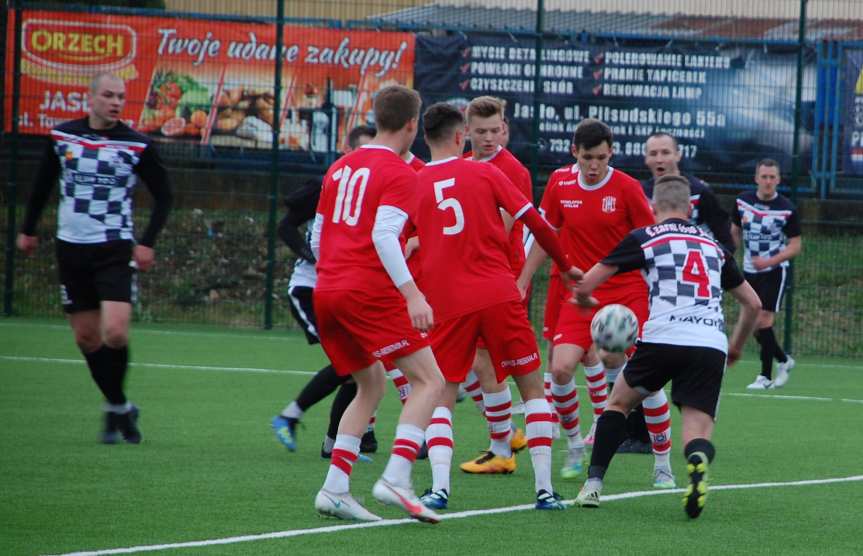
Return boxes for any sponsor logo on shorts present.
[60,284,71,305]
[373,339,410,358]
[553,333,563,341]
[500,352,539,368]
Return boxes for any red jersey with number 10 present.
[543,165,655,294]
[415,157,531,321]
[315,144,417,293]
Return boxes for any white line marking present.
[725,392,833,402]
[45,475,863,556]
[3,356,862,404]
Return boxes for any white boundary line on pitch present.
[2,355,862,405]
[44,475,863,556]
[1,321,862,371]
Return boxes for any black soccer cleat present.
[117,405,142,444]
[101,411,121,444]
[684,453,709,519]
[360,430,378,454]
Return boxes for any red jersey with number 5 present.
[315,144,417,293]
[414,157,532,321]
[543,165,654,294]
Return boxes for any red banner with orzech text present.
[3,10,415,152]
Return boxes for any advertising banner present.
[843,49,863,176]
[3,10,414,152]
[415,33,813,174]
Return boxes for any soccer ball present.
[590,304,639,353]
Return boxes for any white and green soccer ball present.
[590,304,639,353]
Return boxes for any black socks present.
[587,410,628,480]
[84,345,129,406]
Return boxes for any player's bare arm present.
[727,281,762,365]
[573,263,619,307]
[751,236,801,271]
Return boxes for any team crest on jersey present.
[601,196,617,213]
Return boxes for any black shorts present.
[745,267,788,313]
[623,342,727,419]
[56,239,137,314]
[288,285,319,344]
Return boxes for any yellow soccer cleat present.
[510,427,528,453]
[459,451,517,474]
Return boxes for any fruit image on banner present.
[138,64,222,141]
[4,9,415,152]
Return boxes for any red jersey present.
[403,153,425,280]
[415,157,532,321]
[406,152,426,172]
[543,165,654,293]
[315,144,417,293]
[466,146,532,277]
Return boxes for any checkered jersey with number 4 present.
[601,218,744,353]
[733,191,800,274]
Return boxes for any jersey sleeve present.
[135,144,174,247]
[487,165,531,218]
[698,185,735,252]
[785,207,802,238]
[720,250,745,290]
[627,181,656,229]
[515,166,533,204]
[731,198,743,226]
[601,232,647,273]
[21,137,61,235]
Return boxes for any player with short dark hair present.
[414,102,582,511]
[311,85,444,523]
[732,159,802,390]
[518,119,675,488]
[17,72,173,444]
[573,176,761,519]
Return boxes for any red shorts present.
[542,273,569,341]
[552,287,648,354]
[477,275,529,351]
[313,289,429,376]
[432,301,541,384]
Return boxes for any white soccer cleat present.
[372,478,440,524]
[314,489,382,522]
[772,357,795,388]
[575,479,602,508]
[746,375,772,390]
[653,465,676,489]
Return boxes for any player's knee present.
[550,357,575,382]
[102,325,129,348]
[74,330,101,353]
[600,350,626,369]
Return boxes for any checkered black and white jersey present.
[602,218,744,352]
[733,191,801,274]
[22,118,171,246]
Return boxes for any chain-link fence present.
[2,0,862,357]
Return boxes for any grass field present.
[1,318,862,556]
